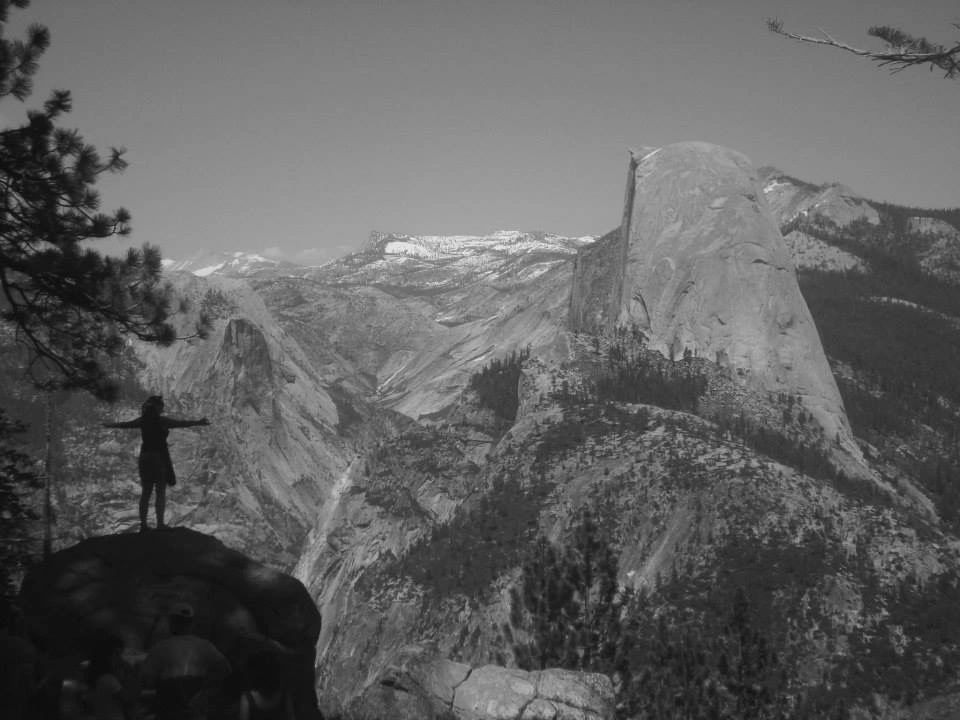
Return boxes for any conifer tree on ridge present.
[0,0,203,401]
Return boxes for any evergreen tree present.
[512,509,632,683]
[0,0,197,400]
[0,408,39,610]
[469,347,530,425]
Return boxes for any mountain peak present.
[162,251,302,278]
[571,140,861,463]
[364,229,594,259]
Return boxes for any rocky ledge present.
[349,645,614,720]
[18,527,322,718]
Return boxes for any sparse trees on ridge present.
[0,0,199,401]
[766,18,960,80]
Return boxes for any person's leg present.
[156,478,166,529]
[138,455,154,532]
[139,484,152,531]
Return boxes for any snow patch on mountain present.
[193,263,226,277]
[162,251,301,278]
[372,230,594,261]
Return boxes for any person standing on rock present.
[103,395,209,532]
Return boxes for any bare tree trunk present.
[43,393,53,558]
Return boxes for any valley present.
[5,141,960,719]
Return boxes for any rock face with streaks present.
[570,142,857,458]
[351,646,614,720]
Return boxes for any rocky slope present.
[287,145,960,718]
[296,352,960,718]
[759,166,960,284]
[6,140,960,718]
[759,167,880,231]
[0,273,399,568]
[258,230,590,419]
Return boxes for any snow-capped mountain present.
[369,229,594,259]
[161,251,304,278]
[307,230,594,292]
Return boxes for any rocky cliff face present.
[267,230,586,420]
[115,276,368,565]
[759,168,960,286]
[352,645,615,720]
[570,142,858,462]
[0,272,399,569]
[759,167,880,230]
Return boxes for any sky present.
[6,0,960,264]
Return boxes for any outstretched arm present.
[103,418,141,429]
[164,417,210,429]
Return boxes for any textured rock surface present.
[299,372,958,717]
[780,230,864,273]
[294,231,584,419]
[3,271,396,569]
[909,216,960,284]
[759,167,880,229]
[352,646,614,720]
[18,527,322,715]
[570,142,858,459]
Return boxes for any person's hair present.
[141,395,164,416]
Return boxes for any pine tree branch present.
[766,19,960,79]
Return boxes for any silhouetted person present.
[140,603,230,720]
[103,395,209,532]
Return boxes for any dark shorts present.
[139,451,177,487]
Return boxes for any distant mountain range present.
[6,142,960,719]
[161,250,306,277]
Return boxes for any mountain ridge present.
[7,144,960,719]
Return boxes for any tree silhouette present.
[0,0,197,400]
[0,408,39,609]
[767,19,960,80]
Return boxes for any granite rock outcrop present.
[18,527,322,717]
[352,646,614,720]
[570,142,859,460]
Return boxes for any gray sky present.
[9,0,960,264]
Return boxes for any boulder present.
[18,527,322,717]
[351,645,614,720]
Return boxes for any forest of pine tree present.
[508,512,854,719]
[793,212,960,528]
[0,409,39,611]
[377,473,553,600]
[469,347,531,427]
